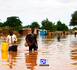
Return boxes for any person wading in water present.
[6,30,17,51]
[25,28,38,51]
[74,31,76,37]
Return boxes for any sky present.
[0,0,77,28]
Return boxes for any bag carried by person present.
[11,35,18,51]
[25,41,28,47]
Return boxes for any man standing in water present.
[57,33,60,42]
[25,28,38,51]
[6,30,17,51]
[74,31,76,37]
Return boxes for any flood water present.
[0,35,77,70]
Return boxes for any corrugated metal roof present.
[21,28,40,30]
[21,28,31,30]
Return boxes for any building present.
[19,28,39,36]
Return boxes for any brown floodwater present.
[0,35,77,70]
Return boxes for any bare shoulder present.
[13,34,16,36]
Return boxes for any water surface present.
[0,35,77,70]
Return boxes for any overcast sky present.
[0,0,77,27]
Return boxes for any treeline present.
[0,16,69,31]
[24,18,69,31]
[24,10,77,31]
[0,10,77,31]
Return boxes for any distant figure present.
[63,30,65,35]
[61,33,62,35]
[6,30,17,51]
[25,28,38,51]
[67,32,68,35]
[57,33,60,42]
[74,32,76,37]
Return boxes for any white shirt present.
[6,34,17,46]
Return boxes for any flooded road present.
[0,35,77,70]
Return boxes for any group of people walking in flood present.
[6,28,77,52]
[6,28,38,51]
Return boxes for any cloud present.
[0,0,29,12]
[56,0,77,3]
[0,0,76,26]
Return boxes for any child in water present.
[57,33,60,42]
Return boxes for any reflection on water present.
[8,51,17,69]
[70,40,77,66]
[1,51,8,66]
[25,51,38,70]
[1,52,8,60]
[0,35,77,70]
[1,51,17,69]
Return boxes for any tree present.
[30,22,40,28]
[73,27,77,30]
[62,23,68,31]
[23,25,31,28]
[41,18,57,31]
[70,11,77,26]
[57,21,68,31]
[4,16,22,27]
[11,25,23,31]
[41,19,68,31]
[44,21,54,31]
[52,23,57,31]
[0,22,4,27]
[56,21,62,31]
[41,18,49,27]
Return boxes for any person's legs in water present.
[29,44,35,51]
[29,44,37,51]
[29,46,32,51]
[58,38,60,42]
[75,34,76,37]
[33,44,37,51]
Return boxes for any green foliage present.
[52,24,57,31]
[0,22,4,27]
[57,21,62,31]
[73,27,77,30]
[41,18,49,26]
[44,21,53,31]
[0,29,2,33]
[4,16,22,27]
[2,27,10,30]
[23,25,31,28]
[41,18,57,31]
[69,29,73,34]
[57,21,62,25]
[0,15,69,32]
[11,26,23,31]
[56,21,68,31]
[30,22,40,28]
[70,11,77,26]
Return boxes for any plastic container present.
[1,42,8,51]
[1,51,8,59]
